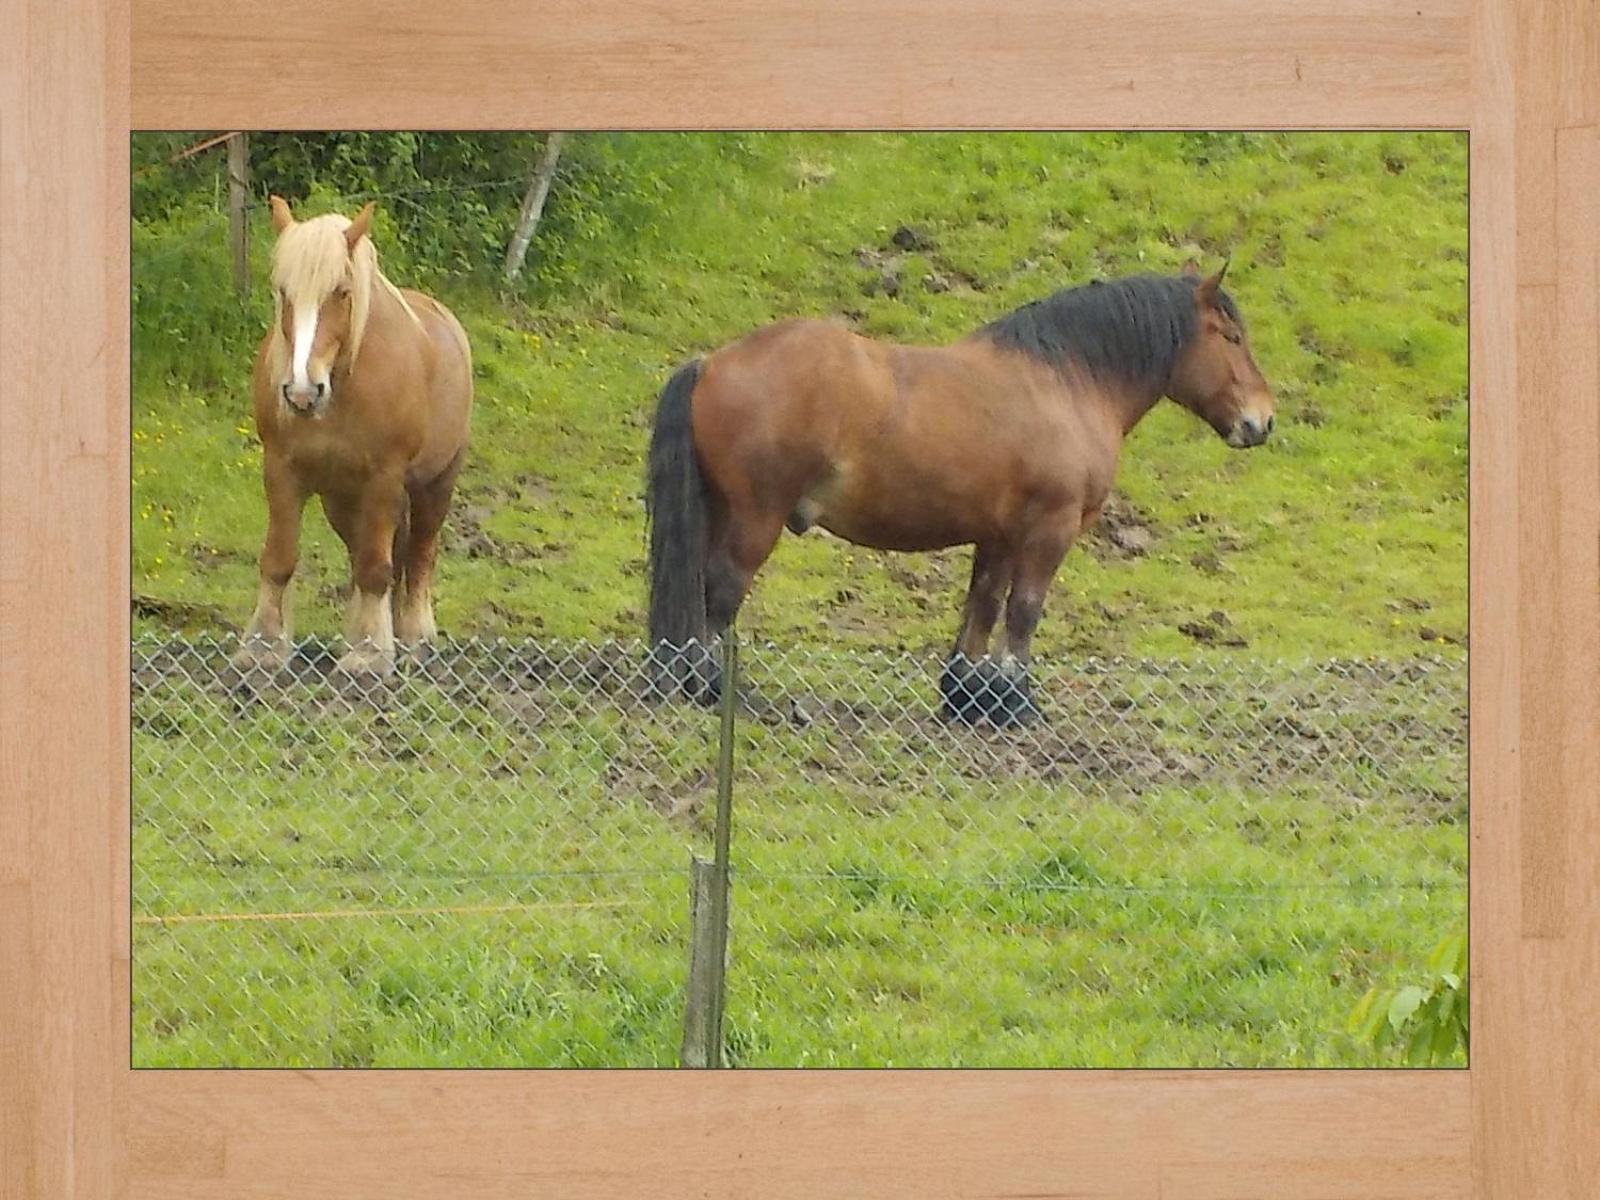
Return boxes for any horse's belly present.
[816,518,968,553]
[812,466,986,551]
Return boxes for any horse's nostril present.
[1265,414,1276,435]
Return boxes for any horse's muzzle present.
[1226,412,1274,449]
[281,380,330,416]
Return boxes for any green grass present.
[133,131,1466,658]
[132,641,1464,1068]
[131,132,1467,1067]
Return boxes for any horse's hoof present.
[940,654,995,725]
[646,640,720,704]
[940,655,1036,727]
[335,646,396,682]
[695,668,723,709]
[994,681,1040,728]
[396,639,436,668]
[231,637,290,675]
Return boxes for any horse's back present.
[690,317,1115,550]
[699,318,889,435]
[390,288,472,477]
[399,289,472,393]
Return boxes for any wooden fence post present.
[680,629,739,1067]
[226,133,250,298]
[502,132,566,283]
[680,855,723,1068]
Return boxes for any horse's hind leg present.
[321,494,363,640]
[395,448,466,651]
[706,503,784,635]
[695,502,784,700]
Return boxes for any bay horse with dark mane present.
[646,263,1274,724]
[234,196,473,678]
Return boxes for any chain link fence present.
[132,635,1465,1068]
[132,637,719,1067]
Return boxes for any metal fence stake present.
[681,628,739,1067]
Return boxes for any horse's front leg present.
[336,474,405,678]
[234,453,306,672]
[992,511,1082,726]
[942,542,1013,722]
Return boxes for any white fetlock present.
[232,633,291,672]
[394,591,437,649]
[335,639,395,678]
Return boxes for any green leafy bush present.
[1348,934,1467,1065]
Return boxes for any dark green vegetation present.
[132,133,1467,1066]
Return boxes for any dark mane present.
[978,273,1240,388]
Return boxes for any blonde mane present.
[266,212,416,378]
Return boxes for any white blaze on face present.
[290,302,320,392]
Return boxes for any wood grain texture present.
[4,0,1599,1196]
[125,1071,1469,1200]
[129,0,1471,130]
[1,0,130,1198]
[1471,0,1600,1197]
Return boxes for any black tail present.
[646,359,711,694]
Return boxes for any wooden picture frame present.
[4,1,1594,1195]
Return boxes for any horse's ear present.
[1181,257,1201,278]
[1196,259,1230,308]
[345,202,376,252]
[269,195,294,234]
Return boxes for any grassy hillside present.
[132,132,1467,660]
[132,133,1468,1068]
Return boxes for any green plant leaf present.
[1406,1019,1434,1066]
[1373,1016,1395,1051]
[1388,985,1427,1032]
[1431,1010,1461,1062]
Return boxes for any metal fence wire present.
[131,635,1466,1068]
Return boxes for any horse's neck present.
[347,274,405,370]
[365,273,403,327]
[1097,381,1165,438]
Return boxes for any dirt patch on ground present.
[853,227,988,300]
[133,640,1467,825]
[1177,610,1248,649]
[1083,494,1158,561]
[132,594,237,634]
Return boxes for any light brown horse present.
[647,264,1274,723]
[235,197,473,677]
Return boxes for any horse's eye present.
[1223,329,1243,345]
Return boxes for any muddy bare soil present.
[133,639,1467,822]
